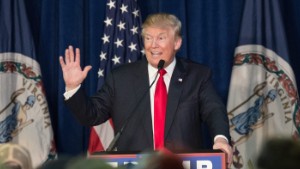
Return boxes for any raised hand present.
[59,46,92,91]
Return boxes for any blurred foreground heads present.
[257,138,300,169]
[65,157,114,169]
[0,143,32,169]
[38,156,114,169]
[135,150,184,169]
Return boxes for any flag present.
[227,0,300,168]
[0,0,56,168]
[88,0,143,153]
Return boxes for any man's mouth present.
[151,51,162,57]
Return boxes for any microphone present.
[157,59,165,70]
[106,59,165,151]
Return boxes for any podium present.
[89,150,226,169]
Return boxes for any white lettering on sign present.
[197,160,213,169]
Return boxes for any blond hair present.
[0,143,33,169]
[142,13,182,39]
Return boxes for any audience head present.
[257,137,300,169]
[0,143,32,169]
[65,156,114,169]
[135,150,184,169]
[38,155,114,169]
[37,155,72,169]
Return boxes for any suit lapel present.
[165,59,186,138]
[132,59,153,147]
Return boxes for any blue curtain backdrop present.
[22,0,300,155]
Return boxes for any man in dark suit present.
[59,13,232,167]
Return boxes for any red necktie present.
[154,69,167,149]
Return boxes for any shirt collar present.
[148,58,176,79]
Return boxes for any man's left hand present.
[213,137,233,169]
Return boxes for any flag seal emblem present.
[227,45,300,168]
[0,52,55,167]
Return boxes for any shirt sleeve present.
[63,85,81,100]
[214,135,229,143]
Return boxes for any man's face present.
[143,26,182,68]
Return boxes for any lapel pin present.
[178,78,183,82]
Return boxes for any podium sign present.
[90,150,226,169]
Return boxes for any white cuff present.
[214,135,229,143]
[63,85,81,100]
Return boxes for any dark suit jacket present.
[65,58,230,151]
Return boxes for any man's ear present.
[174,37,182,51]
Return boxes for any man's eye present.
[159,36,166,40]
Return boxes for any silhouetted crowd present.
[1,137,300,169]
